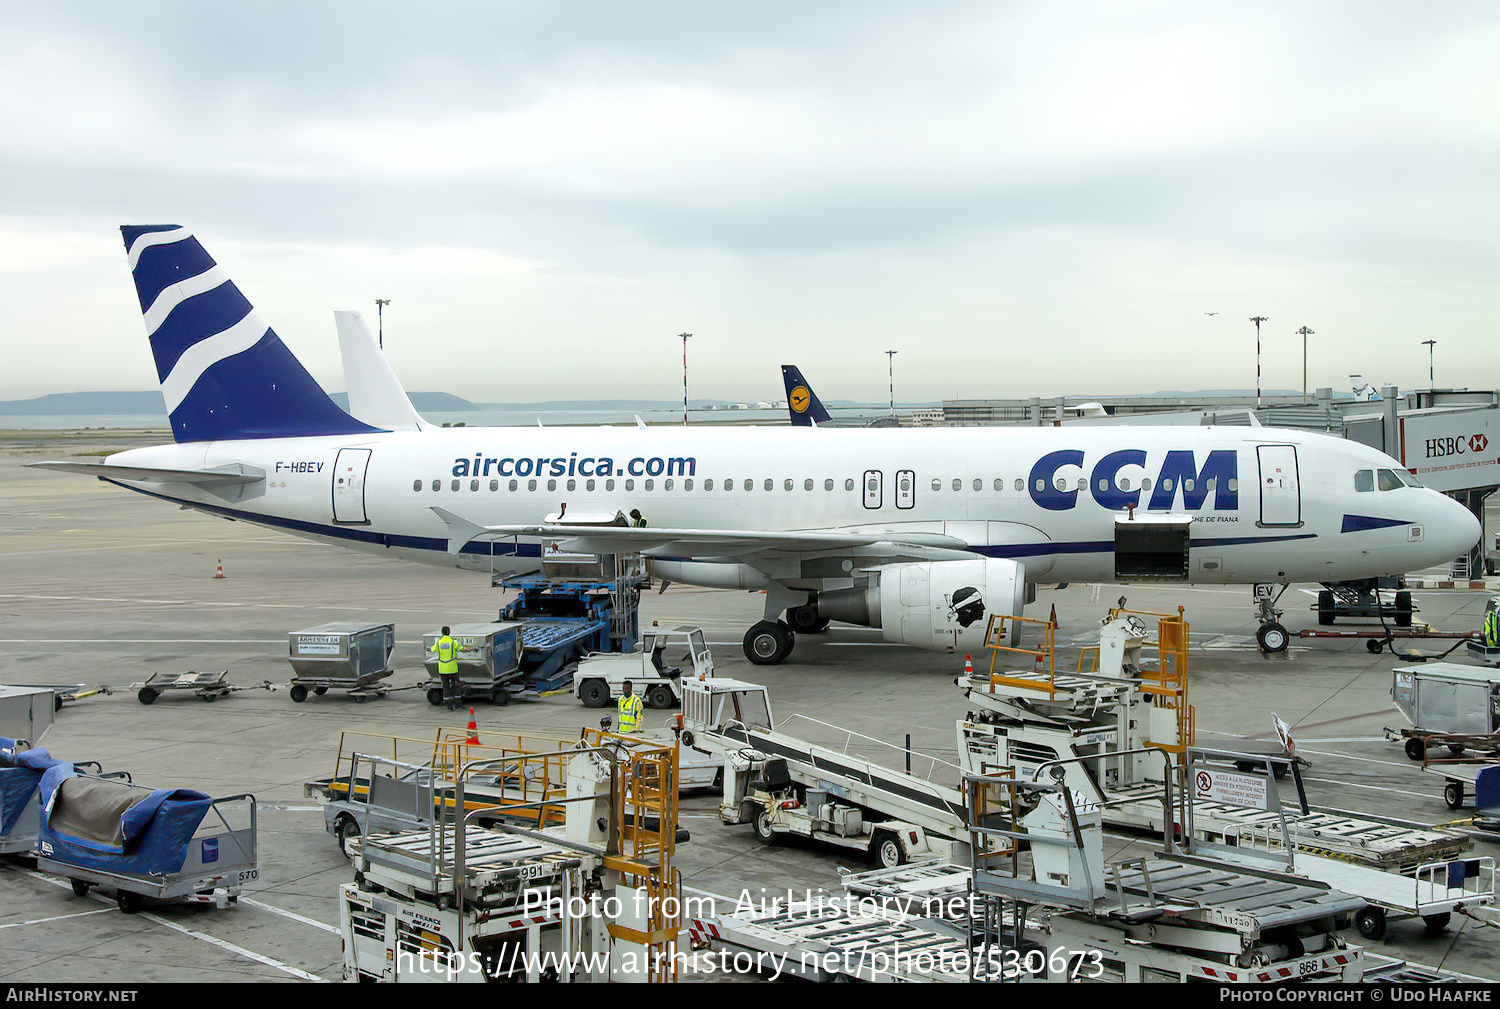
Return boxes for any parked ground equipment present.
[339,728,684,982]
[1387,662,1500,759]
[287,622,396,702]
[574,623,713,710]
[493,566,647,700]
[132,670,273,705]
[35,764,256,914]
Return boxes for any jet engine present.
[818,558,1028,653]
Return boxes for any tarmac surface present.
[1,430,1497,983]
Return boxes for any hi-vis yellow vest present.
[436,635,460,675]
[617,693,643,732]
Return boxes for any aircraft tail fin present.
[120,226,381,443]
[781,364,832,426]
[334,310,428,432]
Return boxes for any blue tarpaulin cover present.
[0,737,59,837]
[1477,765,1500,816]
[38,765,213,877]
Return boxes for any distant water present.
[0,407,894,431]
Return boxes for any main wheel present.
[1256,622,1289,654]
[744,621,794,665]
[1355,906,1386,941]
[1444,781,1465,810]
[336,815,362,856]
[752,808,778,845]
[1317,590,1336,626]
[288,684,309,703]
[1423,912,1452,936]
[578,679,610,709]
[1405,737,1427,761]
[1394,590,1414,628]
[137,688,158,705]
[647,684,674,710]
[872,832,906,869]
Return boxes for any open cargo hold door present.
[332,448,372,524]
[1257,444,1302,527]
[1115,514,1193,581]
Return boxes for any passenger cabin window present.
[932,478,942,492]
[704,479,714,491]
[664,478,674,491]
[1355,469,1374,492]
[845,478,855,491]
[509,479,519,491]
[804,479,813,491]
[489,479,498,491]
[784,479,793,491]
[412,480,422,492]
[824,479,834,491]
[953,478,962,492]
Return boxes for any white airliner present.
[33,227,1481,664]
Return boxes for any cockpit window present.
[1355,470,1374,493]
[1377,468,1408,491]
[1397,469,1422,488]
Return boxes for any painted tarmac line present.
[239,897,340,935]
[1297,747,1414,770]
[1300,776,1436,802]
[23,868,331,982]
[0,907,116,930]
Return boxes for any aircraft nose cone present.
[1433,494,1482,561]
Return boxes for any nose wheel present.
[1254,583,1290,655]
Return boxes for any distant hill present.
[330,391,479,412]
[0,391,168,415]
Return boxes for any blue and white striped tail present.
[121,225,381,443]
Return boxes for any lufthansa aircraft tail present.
[781,364,832,426]
[121,225,380,443]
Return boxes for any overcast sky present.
[1,2,1495,405]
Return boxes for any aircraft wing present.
[28,461,265,486]
[429,507,973,560]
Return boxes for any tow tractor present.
[681,676,969,867]
[573,624,713,711]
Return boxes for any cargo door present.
[333,448,372,524]
[1257,445,1301,526]
[862,469,883,509]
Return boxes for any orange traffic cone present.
[963,653,973,676]
[466,707,479,745]
[214,559,224,579]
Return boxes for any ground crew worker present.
[617,680,644,734]
[1485,600,1500,648]
[629,509,648,528]
[436,626,464,711]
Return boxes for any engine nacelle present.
[876,558,1026,653]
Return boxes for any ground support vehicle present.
[132,670,274,704]
[573,624,713,711]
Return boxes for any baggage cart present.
[132,670,272,704]
[287,622,396,702]
[36,775,258,914]
[1387,662,1500,759]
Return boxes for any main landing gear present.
[742,598,830,665]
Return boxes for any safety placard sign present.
[1193,768,1271,810]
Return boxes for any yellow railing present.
[982,613,1059,697]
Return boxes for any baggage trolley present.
[288,623,396,703]
[38,784,258,914]
[132,671,272,705]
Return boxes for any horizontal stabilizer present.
[28,461,264,486]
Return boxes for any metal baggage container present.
[421,623,523,704]
[286,622,396,702]
[1392,662,1500,738]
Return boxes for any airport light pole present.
[1296,326,1314,402]
[886,350,897,419]
[680,332,692,426]
[375,298,391,349]
[1422,339,1436,390]
[1249,316,1269,409]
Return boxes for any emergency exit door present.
[333,448,372,524]
[863,469,883,509]
[1257,445,1301,526]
